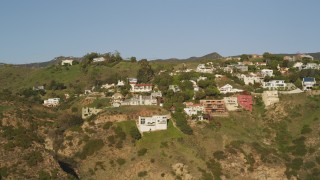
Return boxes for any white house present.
[169,85,181,93]
[237,73,264,85]
[130,83,153,93]
[121,95,157,106]
[196,64,214,73]
[197,76,207,82]
[223,97,239,111]
[112,93,124,103]
[128,78,138,84]
[190,80,199,92]
[261,69,274,77]
[61,60,74,66]
[117,80,125,86]
[93,57,106,63]
[302,77,316,91]
[262,80,286,90]
[101,83,115,89]
[293,62,304,69]
[303,63,320,70]
[219,84,243,94]
[262,91,279,107]
[235,65,248,72]
[43,98,60,107]
[137,115,168,133]
[183,102,204,116]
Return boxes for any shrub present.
[213,151,225,160]
[103,122,113,130]
[0,166,9,177]
[130,126,141,140]
[289,158,303,170]
[71,107,78,113]
[23,151,44,166]
[114,126,126,141]
[38,170,51,180]
[137,148,148,156]
[138,171,148,177]
[206,159,222,180]
[301,125,312,134]
[304,161,316,169]
[78,139,104,159]
[116,158,126,166]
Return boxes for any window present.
[140,118,145,124]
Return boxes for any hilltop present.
[152,52,222,62]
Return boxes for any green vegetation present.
[172,112,193,135]
[23,151,44,166]
[137,171,148,177]
[116,158,126,166]
[77,139,104,159]
[137,148,148,156]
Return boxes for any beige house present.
[223,97,239,111]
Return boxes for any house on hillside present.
[117,80,125,87]
[82,107,102,119]
[293,62,304,70]
[121,95,157,106]
[219,84,243,94]
[130,83,153,93]
[294,54,314,61]
[223,97,239,111]
[283,56,294,61]
[235,65,248,72]
[237,95,253,111]
[196,64,214,73]
[190,80,199,92]
[303,63,320,70]
[261,69,273,77]
[43,98,60,107]
[183,102,204,116]
[262,80,286,90]
[101,83,115,89]
[302,77,317,91]
[93,57,106,63]
[262,91,279,107]
[33,85,45,91]
[168,85,181,93]
[137,115,168,133]
[237,73,263,85]
[197,76,207,82]
[200,99,226,114]
[112,93,124,103]
[255,62,267,66]
[61,59,74,66]
[128,78,138,84]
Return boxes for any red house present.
[237,95,253,111]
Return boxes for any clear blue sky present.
[0,0,319,64]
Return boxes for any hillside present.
[1,53,320,179]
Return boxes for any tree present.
[130,56,137,63]
[240,54,249,61]
[137,60,154,83]
[195,90,206,100]
[205,87,220,97]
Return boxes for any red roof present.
[237,95,253,111]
